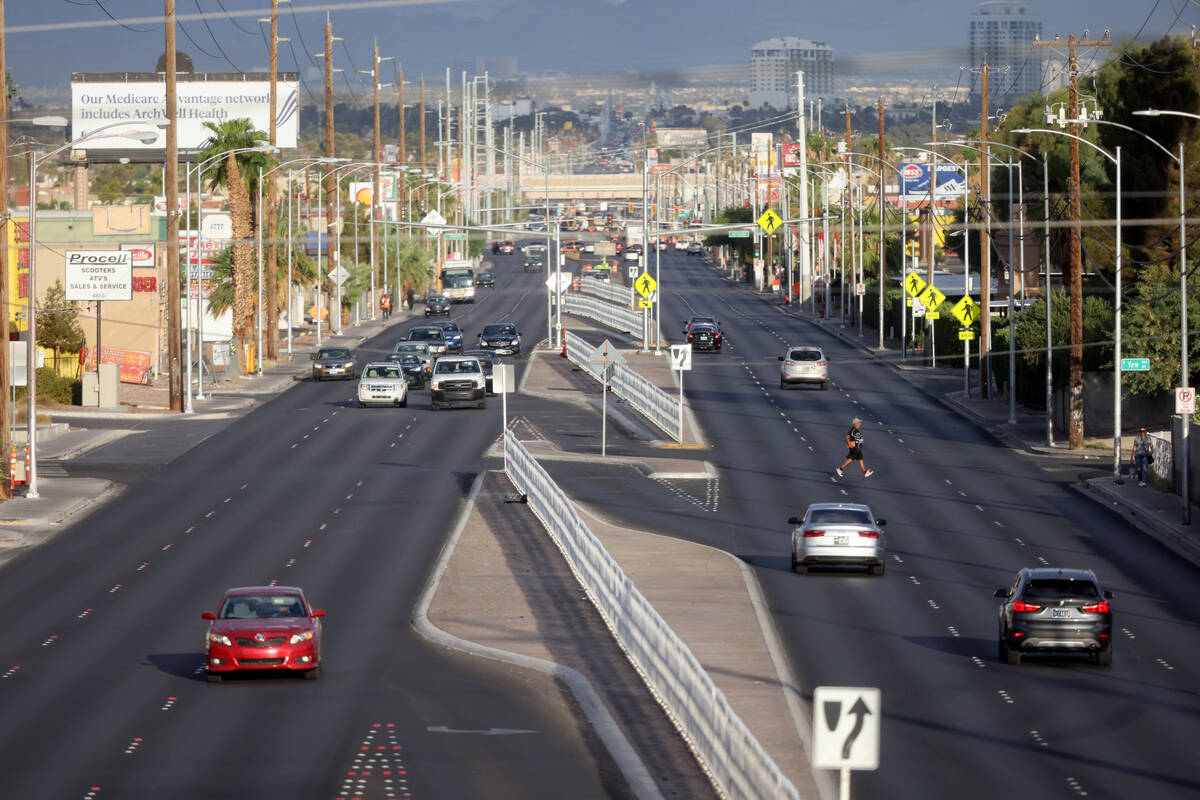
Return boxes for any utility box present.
[81,371,100,407]
[98,362,120,408]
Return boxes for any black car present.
[523,257,543,272]
[464,349,496,394]
[683,315,719,334]
[687,323,722,351]
[995,568,1114,665]
[310,347,355,381]
[475,272,495,288]
[476,322,522,357]
[425,294,451,316]
[385,352,426,389]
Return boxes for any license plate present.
[1053,609,1070,618]
[835,536,848,545]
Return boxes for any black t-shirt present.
[847,427,863,448]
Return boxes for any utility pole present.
[0,0,9,496]
[265,0,280,360]
[1033,33,1110,448]
[397,65,405,169]
[418,77,426,203]
[980,59,992,398]
[878,96,886,349]
[165,0,183,411]
[844,107,853,324]
[321,15,339,333]
[371,41,382,316]
[797,70,809,309]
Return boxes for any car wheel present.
[1004,641,1021,665]
[205,671,223,683]
[357,400,365,408]
[477,399,486,409]
[1095,646,1113,666]
[780,377,787,389]
[431,401,439,411]
[792,560,808,575]
[303,665,322,680]
[821,381,829,391]
[314,375,322,382]
[869,563,885,576]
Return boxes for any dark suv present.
[995,568,1114,665]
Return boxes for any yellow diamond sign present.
[903,272,927,298]
[950,295,981,327]
[757,209,783,235]
[634,272,657,299]
[918,284,946,313]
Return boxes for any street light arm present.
[1012,128,1117,165]
[1062,118,1177,163]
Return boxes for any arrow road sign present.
[812,686,880,770]
[669,343,692,372]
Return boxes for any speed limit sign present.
[1177,387,1196,415]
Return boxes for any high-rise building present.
[748,37,833,110]
[968,2,1043,102]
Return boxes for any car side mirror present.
[311,609,326,618]
[787,516,801,525]
[874,519,886,526]
[993,589,1009,598]
[201,611,216,620]
[778,356,784,361]
[1103,590,1114,599]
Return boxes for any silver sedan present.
[789,503,886,575]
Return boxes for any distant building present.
[968,2,1043,103]
[748,37,833,110]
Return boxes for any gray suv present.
[995,568,1114,665]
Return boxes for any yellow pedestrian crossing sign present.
[634,272,657,299]
[757,209,783,234]
[950,296,981,327]
[904,272,927,298]
[918,284,946,313]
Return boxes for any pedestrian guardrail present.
[563,292,642,337]
[563,330,682,442]
[578,278,632,307]
[504,431,799,800]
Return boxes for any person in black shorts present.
[836,418,874,478]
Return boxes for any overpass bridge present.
[517,173,648,201]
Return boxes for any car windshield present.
[444,273,473,289]
[479,273,493,280]
[790,350,823,361]
[1023,579,1101,602]
[483,324,517,336]
[219,594,306,619]
[434,321,461,333]
[807,509,874,526]
[394,355,421,366]
[428,295,447,303]
[317,349,351,360]
[363,366,402,379]
[409,329,444,342]
[394,343,428,354]
[435,359,480,374]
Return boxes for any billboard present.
[71,72,300,151]
[781,142,803,169]
[751,132,775,176]
[899,162,967,198]
[655,128,708,148]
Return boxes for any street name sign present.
[1121,358,1150,372]
[729,230,751,238]
[445,232,467,240]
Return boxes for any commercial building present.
[748,37,833,110]
[968,2,1043,103]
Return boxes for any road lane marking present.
[123,737,143,755]
[997,690,1014,705]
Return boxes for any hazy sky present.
[6,0,1196,92]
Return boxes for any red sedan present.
[202,586,325,682]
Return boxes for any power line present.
[192,0,243,72]
[212,0,260,35]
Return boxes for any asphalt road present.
[0,247,637,799]
[554,249,1200,800]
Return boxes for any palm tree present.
[196,120,274,371]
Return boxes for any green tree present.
[36,279,85,372]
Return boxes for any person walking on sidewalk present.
[1132,428,1152,487]
[836,418,874,478]
[406,288,414,313]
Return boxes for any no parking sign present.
[1177,387,1196,415]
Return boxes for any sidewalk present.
[755,280,1200,570]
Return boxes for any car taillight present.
[1081,601,1109,613]
[714,333,722,340]
[857,530,879,538]
[687,333,693,341]
[803,530,825,537]
[784,360,795,366]
[1012,600,1042,612]
[817,360,827,367]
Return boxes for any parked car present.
[429,319,464,352]
[430,355,487,410]
[202,586,324,682]
[425,294,451,316]
[779,346,828,390]
[475,271,495,288]
[356,362,409,407]
[310,347,355,381]
[995,568,1114,665]
[385,352,426,388]
[476,322,522,357]
[789,503,886,575]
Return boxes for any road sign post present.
[588,340,626,457]
[669,344,691,442]
[813,686,881,800]
[494,363,515,473]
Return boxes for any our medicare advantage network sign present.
[71,72,299,151]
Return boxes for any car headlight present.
[475,378,485,389]
[289,631,314,645]
[208,633,232,646]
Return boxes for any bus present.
[441,259,476,303]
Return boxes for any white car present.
[582,241,596,254]
[430,355,487,410]
[790,503,886,575]
[356,362,408,408]
[674,238,689,251]
[624,249,640,262]
[779,346,828,390]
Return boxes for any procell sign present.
[65,251,133,301]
